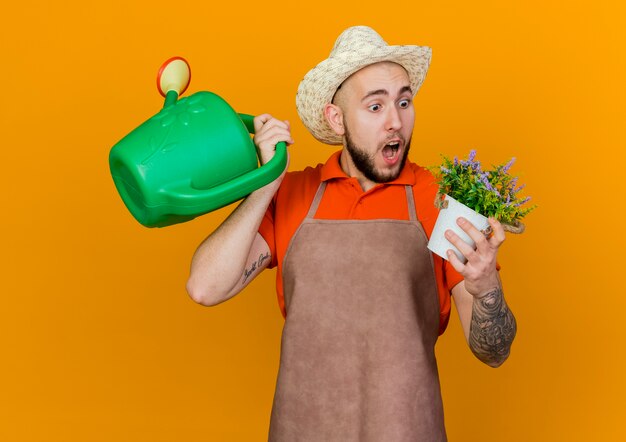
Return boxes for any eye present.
[398,99,411,108]
[368,104,381,112]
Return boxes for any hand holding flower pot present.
[443,215,506,297]
[427,150,535,263]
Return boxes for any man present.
[187,26,516,441]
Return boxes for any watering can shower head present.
[156,56,191,108]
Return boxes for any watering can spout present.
[163,90,179,108]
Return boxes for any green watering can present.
[109,57,288,228]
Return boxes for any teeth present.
[383,141,400,159]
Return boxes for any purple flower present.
[502,157,516,174]
[454,156,459,166]
[440,166,451,174]
[515,196,531,207]
[461,150,481,171]
[479,172,500,196]
[480,173,494,191]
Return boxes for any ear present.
[324,103,345,136]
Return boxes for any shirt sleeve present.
[258,195,278,269]
[444,260,464,291]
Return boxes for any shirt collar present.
[320,150,416,186]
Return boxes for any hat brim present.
[296,45,432,145]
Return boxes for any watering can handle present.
[239,113,256,136]
[160,113,288,214]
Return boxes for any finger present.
[255,126,294,149]
[255,123,293,144]
[257,131,294,151]
[488,217,506,247]
[257,117,289,135]
[445,228,477,262]
[269,133,295,147]
[446,248,466,273]
[456,217,489,252]
[253,113,273,133]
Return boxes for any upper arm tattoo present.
[242,252,271,285]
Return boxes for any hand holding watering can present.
[109,57,288,228]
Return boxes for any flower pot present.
[427,195,490,263]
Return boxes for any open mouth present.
[382,140,401,164]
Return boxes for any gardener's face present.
[330,62,415,186]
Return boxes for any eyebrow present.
[361,85,413,102]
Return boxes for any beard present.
[344,124,411,184]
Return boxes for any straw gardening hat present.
[296,26,432,145]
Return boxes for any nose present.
[385,106,402,132]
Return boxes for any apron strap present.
[306,181,327,219]
[405,185,418,222]
[308,183,417,221]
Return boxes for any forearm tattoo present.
[469,287,517,366]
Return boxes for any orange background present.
[2,1,625,440]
